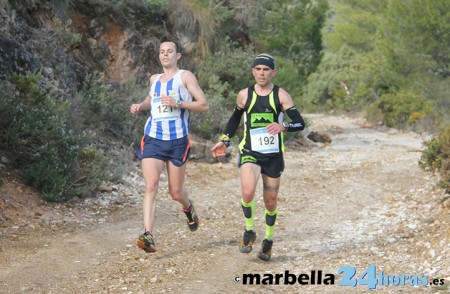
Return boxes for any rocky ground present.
[0,113,449,293]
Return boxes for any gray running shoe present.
[257,239,273,261]
[239,230,256,253]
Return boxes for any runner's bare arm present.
[130,75,157,114]
[179,71,209,112]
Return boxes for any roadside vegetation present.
[420,125,450,193]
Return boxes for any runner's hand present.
[161,94,176,107]
[266,122,285,135]
[130,103,141,114]
[211,142,227,157]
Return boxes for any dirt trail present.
[1,114,448,293]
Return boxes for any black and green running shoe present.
[136,231,156,253]
[257,239,273,261]
[239,230,256,253]
[183,199,199,231]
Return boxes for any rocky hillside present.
[0,0,172,92]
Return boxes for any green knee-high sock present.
[265,208,278,240]
[241,199,255,231]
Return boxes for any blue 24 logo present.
[338,265,430,289]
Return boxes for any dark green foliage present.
[381,0,449,78]
[0,71,78,201]
[272,56,304,106]
[190,86,233,140]
[420,125,450,192]
[0,72,129,202]
[252,0,329,84]
[55,19,81,50]
[70,147,109,198]
[302,46,365,111]
[368,90,434,128]
[82,0,168,28]
[77,73,139,139]
[198,47,254,102]
[305,0,449,131]
[192,47,254,138]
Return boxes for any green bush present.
[272,56,303,105]
[77,73,140,139]
[192,47,254,139]
[197,46,254,101]
[302,46,361,112]
[68,74,141,196]
[369,89,434,128]
[251,0,328,83]
[0,72,78,201]
[55,19,81,50]
[190,74,234,140]
[70,147,109,198]
[419,125,450,192]
[0,71,130,202]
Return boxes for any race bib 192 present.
[250,127,279,154]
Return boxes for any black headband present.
[252,55,275,69]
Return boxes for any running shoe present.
[239,230,256,253]
[183,199,199,231]
[136,231,156,253]
[257,239,273,261]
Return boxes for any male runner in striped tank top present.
[130,40,209,253]
[211,54,305,261]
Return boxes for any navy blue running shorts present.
[136,135,190,167]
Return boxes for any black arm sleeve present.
[284,106,305,132]
[224,106,244,138]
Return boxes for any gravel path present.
[1,114,448,293]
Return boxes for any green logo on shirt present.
[251,113,273,127]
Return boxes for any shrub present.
[55,19,81,50]
[190,75,233,139]
[0,71,78,201]
[419,125,450,192]
[76,73,140,139]
[197,46,254,100]
[70,147,109,198]
[301,46,365,112]
[192,47,254,139]
[0,71,130,202]
[272,56,303,105]
[369,89,434,128]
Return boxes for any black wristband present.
[218,134,231,147]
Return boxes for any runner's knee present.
[144,181,159,194]
[169,187,183,201]
[241,187,256,201]
[264,198,277,211]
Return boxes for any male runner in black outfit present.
[211,53,305,261]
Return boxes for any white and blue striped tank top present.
[144,70,192,140]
